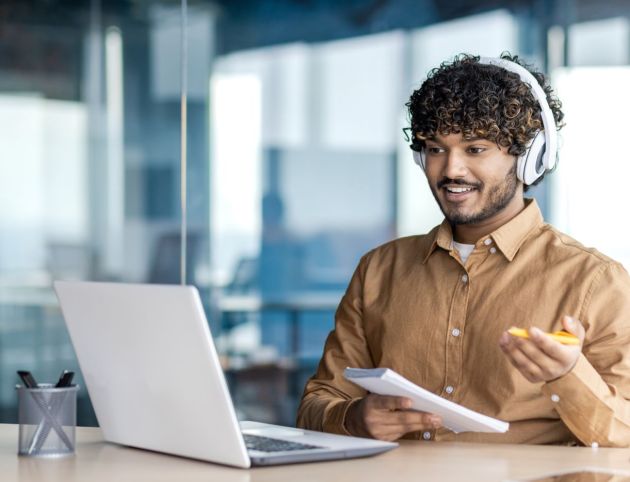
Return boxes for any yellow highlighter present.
[508,327,580,345]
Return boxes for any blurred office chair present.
[147,230,202,285]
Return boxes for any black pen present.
[54,370,75,388]
[17,371,38,389]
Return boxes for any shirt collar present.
[491,199,544,261]
[422,220,454,264]
[421,199,544,263]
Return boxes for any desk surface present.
[3,424,630,482]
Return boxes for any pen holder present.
[16,384,79,457]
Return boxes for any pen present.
[17,371,38,389]
[55,370,75,388]
[507,327,580,345]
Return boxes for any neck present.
[453,196,526,244]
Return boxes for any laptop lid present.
[54,281,252,468]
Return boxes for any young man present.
[296,54,630,447]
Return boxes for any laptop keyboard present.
[243,434,324,453]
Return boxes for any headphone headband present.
[478,57,558,176]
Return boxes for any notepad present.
[344,367,509,434]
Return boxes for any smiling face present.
[423,133,523,227]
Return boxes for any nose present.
[442,150,468,179]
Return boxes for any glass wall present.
[0,0,628,427]
[0,1,215,424]
[550,16,630,268]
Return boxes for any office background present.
[0,0,628,426]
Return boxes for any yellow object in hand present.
[507,327,580,345]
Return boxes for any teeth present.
[446,187,473,193]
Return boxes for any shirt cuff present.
[542,354,614,444]
[322,398,362,436]
[543,353,610,399]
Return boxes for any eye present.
[468,146,486,154]
[427,146,445,154]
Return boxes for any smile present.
[445,186,475,193]
[441,185,478,203]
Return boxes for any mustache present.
[437,177,482,189]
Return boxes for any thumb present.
[562,315,585,343]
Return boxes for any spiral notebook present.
[344,367,509,434]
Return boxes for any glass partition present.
[550,16,630,268]
[0,1,215,424]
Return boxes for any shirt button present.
[422,431,432,440]
[451,328,461,337]
[551,394,560,403]
[489,247,497,254]
[461,274,468,283]
[484,238,493,245]
[445,385,454,394]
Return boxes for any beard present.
[431,162,518,225]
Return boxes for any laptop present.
[54,281,397,468]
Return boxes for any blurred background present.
[0,0,628,426]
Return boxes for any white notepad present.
[344,367,509,434]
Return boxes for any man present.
[296,53,630,447]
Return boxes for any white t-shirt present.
[452,241,475,264]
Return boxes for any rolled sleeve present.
[296,255,374,434]
[542,263,630,447]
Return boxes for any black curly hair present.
[404,53,565,191]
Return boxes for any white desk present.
[3,424,630,481]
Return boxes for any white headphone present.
[412,57,558,186]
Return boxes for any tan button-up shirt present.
[296,199,630,446]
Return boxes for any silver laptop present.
[54,281,396,468]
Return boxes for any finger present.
[512,338,547,369]
[528,327,565,360]
[499,330,520,352]
[381,410,441,427]
[364,415,438,441]
[370,432,400,442]
[370,427,411,442]
[369,395,412,411]
[500,332,536,361]
[400,417,443,432]
[502,342,545,382]
[377,419,441,438]
[507,355,542,383]
[515,332,562,367]
[528,326,578,363]
[516,332,572,379]
[562,316,585,342]
[499,331,511,348]
[499,333,522,362]
[503,349,528,376]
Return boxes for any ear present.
[412,149,425,170]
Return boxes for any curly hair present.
[405,53,565,191]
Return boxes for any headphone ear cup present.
[413,149,426,170]
[518,131,546,185]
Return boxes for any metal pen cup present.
[16,384,79,457]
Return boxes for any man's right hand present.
[344,394,442,441]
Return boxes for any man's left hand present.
[499,316,585,383]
